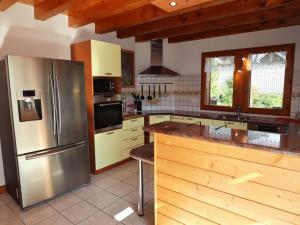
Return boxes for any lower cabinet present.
[122,117,145,159]
[212,120,247,130]
[171,116,213,126]
[94,129,123,170]
[149,115,171,143]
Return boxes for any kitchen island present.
[145,122,300,225]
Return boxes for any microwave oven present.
[93,78,116,95]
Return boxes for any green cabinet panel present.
[91,40,121,77]
[94,129,122,170]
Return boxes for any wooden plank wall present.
[154,133,300,225]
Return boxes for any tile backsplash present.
[122,75,300,119]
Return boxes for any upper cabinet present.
[91,40,121,77]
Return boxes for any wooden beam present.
[0,0,17,11]
[95,5,167,34]
[135,3,300,42]
[168,15,300,43]
[34,0,82,20]
[117,0,300,38]
[68,0,152,28]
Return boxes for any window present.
[201,44,295,115]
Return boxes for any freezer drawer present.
[17,142,90,208]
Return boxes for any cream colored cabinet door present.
[171,115,186,123]
[212,120,247,130]
[91,40,121,77]
[94,129,122,170]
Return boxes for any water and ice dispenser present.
[17,90,42,122]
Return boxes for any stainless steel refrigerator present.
[0,55,90,208]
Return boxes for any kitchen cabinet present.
[122,117,144,159]
[171,115,186,123]
[94,129,122,170]
[171,115,212,126]
[150,115,171,142]
[212,120,247,130]
[91,40,121,77]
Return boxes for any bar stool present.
[130,143,154,216]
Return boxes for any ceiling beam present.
[117,0,300,39]
[0,0,17,11]
[135,3,300,42]
[34,0,82,20]
[168,15,300,43]
[68,0,152,28]
[95,5,167,34]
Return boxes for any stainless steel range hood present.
[139,40,179,76]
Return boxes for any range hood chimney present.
[139,39,179,76]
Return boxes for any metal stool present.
[130,143,154,216]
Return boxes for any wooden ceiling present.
[1,0,300,43]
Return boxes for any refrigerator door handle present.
[54,73,62,134]
[49,73,57,135]
[25,142,85,160]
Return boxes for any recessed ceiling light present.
[169,1,177,7]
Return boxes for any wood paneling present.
[0,0,17,11]
[136,3,300,42]
[117,0,298,38]
[71,41,95,173]
[154,133,300,225]
[68,0,152,27]
[151,0,216,12]
[0,185,6,194]
[95,5,167,34]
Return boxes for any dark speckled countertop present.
[145,121,300,156]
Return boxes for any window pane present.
[205,56,235,107]
[249,51,287,109]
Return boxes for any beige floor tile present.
[48,192,82,212]
[144,181,154,194]
[94,176,122,190]
[102,199,137,219]
[61,201,98,224]
[0,216,24,225]
[73,184,104,199]
[0,197,4,207]
[86,190,120,209]
[79,211,118,225]
[144,199,154,213]
[110,170,135,181]
[123,190,153,205]
[35,214,72,225]
[103,167,121,176]
[0,204,15,221]
[15,203,57,225]
[122,210,154,225]
[123,175,152,187]
[107,183,135,198]
[91,173,107,183]
[143,170,154,179]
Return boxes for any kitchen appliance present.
[0,55,90,208]
[93,78,116,94]
[139,39,179,76]
[94,94,123,133]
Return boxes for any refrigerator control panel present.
[17,90,42,122]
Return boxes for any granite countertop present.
[145,121,300,156]
[123,110,297,126]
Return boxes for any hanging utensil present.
[147,85,152,101]
[153,85,156,99]
[163,84,169,97]
[158,85,162,98]
[140,85,145,101]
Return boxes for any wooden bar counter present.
[145,122,300,225]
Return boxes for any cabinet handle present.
[131,137,138,141]
[131,128,138,132]
[104,72,112,75]
[155,115,164,118]
[186,117,194,120]
[131,119,138,122]
[107,132,114,135]
[225,122,234,125]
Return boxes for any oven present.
[93,94,122,133]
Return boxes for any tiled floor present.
[0,160,154,225]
